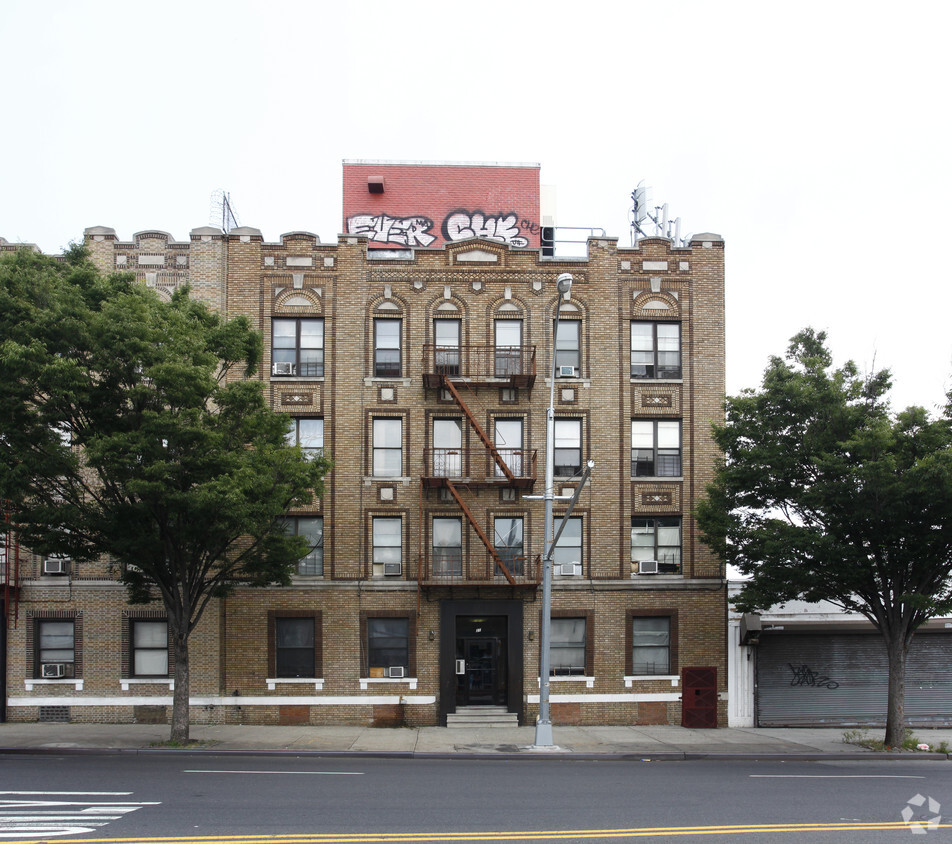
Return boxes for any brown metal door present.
[681,666,718,728]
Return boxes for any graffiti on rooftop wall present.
[442,209,529,247]
[347,214,438,247]
[347,209,533,248]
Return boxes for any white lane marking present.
[0,791,132,796]
[184,769,364,775]
[750,775,926,778]
[0,796,157,839]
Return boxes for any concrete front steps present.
[446,706,520,728]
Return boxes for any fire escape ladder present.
[441,377,515,482]
[444,480,516,586]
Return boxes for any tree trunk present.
[883,632,908,748]
[170,631,190,744]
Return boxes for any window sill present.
[625,675,679,688]
[629,378,684,384]
[121,678,174,691]
[631,476,684,482]
[538,675,594,688]
[363,377,412,387]
[270,376,326,382]
[360,677,418,690]
[25,679,83,691]
[266,678,325,691]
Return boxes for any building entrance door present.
[455,616,507,707]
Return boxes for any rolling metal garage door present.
[757,632,952,727]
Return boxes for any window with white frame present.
[373,418,402,477]
[272,318,324,376]
[554,418,582,476]
[432,516,462,576]
[285,417,324,459]
[632,616,671,675]
[631,322,681,379]
[551,617,587,675]
[631,517,682,573]
[631,420,681,477]
[373,516,402,577]
[494,319,524,376]
[374,318,402,377]
[35,619,75,679]
[283,516,324,576]
[432,418,462,477]
[552,516,582,572]
[434,318,461,375]
[493,516,524,576]
[554,319,580,376]
[130,619,169,677]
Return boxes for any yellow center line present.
[14,820,951,843]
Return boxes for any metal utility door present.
[456,636,507,706]
[681,666,718,728]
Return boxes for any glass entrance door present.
[455,616,508,706]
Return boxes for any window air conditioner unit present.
[43,557,69,575]
[272,362,295,376]
[558,562,582,576]
[558,366,577,378]
[638,560,659,575]
[384,562,402,576]
[386,666,405,679]
[42,663,67,678]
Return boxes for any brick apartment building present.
[1,162,727,727]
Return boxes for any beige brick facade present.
[4,219,726,728]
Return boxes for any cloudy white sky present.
[3,1,950,413]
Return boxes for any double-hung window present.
[554,320,580,376]
[275,617,316,678]
[374,319,402,377]
[373,517,402,577]
[631,420,681,477]
[631,517,682,573]
[551,617,587,676]
[36,620,75,679]
[554,419,582,476]
[373,418,402,477]
[272,318,324,376]
[493,516,524,576]
[283,516,324,576]
[285,418,324,459]
[631,322,681,379]
[552,516,583,572]
[434,318,461,376]
[367,617,409,675]
[494,319,523,376]
[130,619,169,677]
[632,616,671,675]
[432,418,462,477]
[433,517,462,576]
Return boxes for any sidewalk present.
[2,722,951,760]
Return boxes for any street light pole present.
[534,272,573,747]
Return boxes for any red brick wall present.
[342,162,541,249]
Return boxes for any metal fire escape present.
[420,344,539,588]
[2,503,21,628]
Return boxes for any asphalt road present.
[1,753,949,842]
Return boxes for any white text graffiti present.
[346,214,437,247]
[442,209,528,247]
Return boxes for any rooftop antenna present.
[209,190,240,233]
[630,181,690,247]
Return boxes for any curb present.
[1,746,950,762]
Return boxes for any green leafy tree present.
[0,246,330,742]
[697,328,952,747]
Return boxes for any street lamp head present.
[556,273,573,299]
